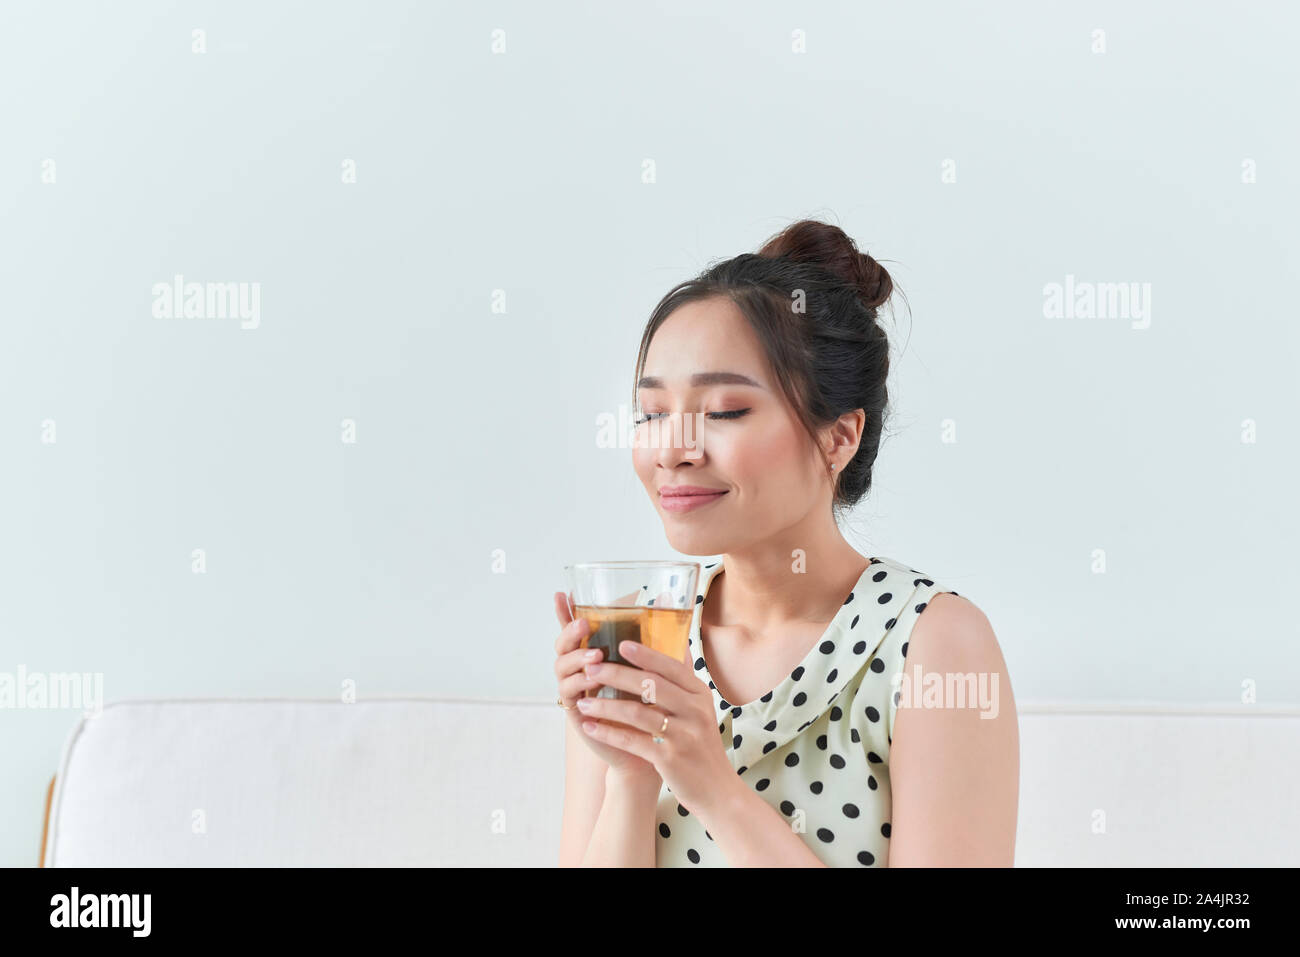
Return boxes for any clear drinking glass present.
[563,561,701,702]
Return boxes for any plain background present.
[2,1,1297,867]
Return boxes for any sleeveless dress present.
[651,555,961,867]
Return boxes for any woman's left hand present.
[575,640,737,814]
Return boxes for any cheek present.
[719,423,803,485]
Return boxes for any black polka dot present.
[901,641,909,658]
[884,618,896,629]
[737,765,747,775]
[791,666,804,681]
[867,750,881,763]
[878,593,892,604]
[760,690,773,703]
[731,706,742,718]
[853,640,866,654]
[819,640,835,654]
[849,615,859,629]
[816,828,835,843]
[694,657,706,671]
[816,734,827,750]
[755,778,770,791]
[873,570,887,582]
[826,668,838,683]
[659,823,670,838]
[718,698,729,710]
[866,706,880,722]
[857,850,875,865]
[829,707,841,722]
[687,848,700,863]
[780,800,795,816]
[677,803,689,817]
[842,803,860,818]
[850,728,860,743]
[792,691,806,706]
[810,781,823,794]
[870,658,885,673]
[784,752,799,767]
[705,831,712,842]
[893,691,900,706]
[868,775,878,790]
[843,592,854,605]
[762,741,776,754]
[732,734,742,749]
[695,594,703,604]
[915,602,927,614]
[763,719,777,732]
[829,754,846,769]
[881,822,891,838]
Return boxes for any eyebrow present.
[637,371,766,390]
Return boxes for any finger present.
[558,670,601,703]
[554,591,574,627]
[556,643,602,680]
[615,637,697,684]
[553,616,590,656]
[575,697,670,737]
[578,713,656,763]
[581,660,690,712]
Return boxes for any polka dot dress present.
[653,556,961,867]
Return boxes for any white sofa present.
[39,697,1300,867]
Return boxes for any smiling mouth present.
[660,490,728,513]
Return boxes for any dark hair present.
[633,219,900,519]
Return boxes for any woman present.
[553,219,1019,866]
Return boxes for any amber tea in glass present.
[563,561,700,706]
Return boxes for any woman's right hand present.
[553,591,660,780]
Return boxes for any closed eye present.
[635,408,751,425]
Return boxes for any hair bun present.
[757,219,893,312]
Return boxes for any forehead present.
[642,297,766,386]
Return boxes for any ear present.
[820,409,865,462]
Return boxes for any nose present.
[646,411,704,468]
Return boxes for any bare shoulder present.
[908,591,1005,670]
[888,590,1019,866]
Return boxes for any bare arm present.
[558,715,609,867]
[887,593,1019,866]
[578,768,660,867]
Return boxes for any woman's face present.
[632,296,830,556]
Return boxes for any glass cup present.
[563,561,701,704]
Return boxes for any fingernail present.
[584,664,600,676]
[619,640,636,656]
[584,649,600,660]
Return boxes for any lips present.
[660,486,729,513]
[660,485,728,498]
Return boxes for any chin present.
[661,524,726,557]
